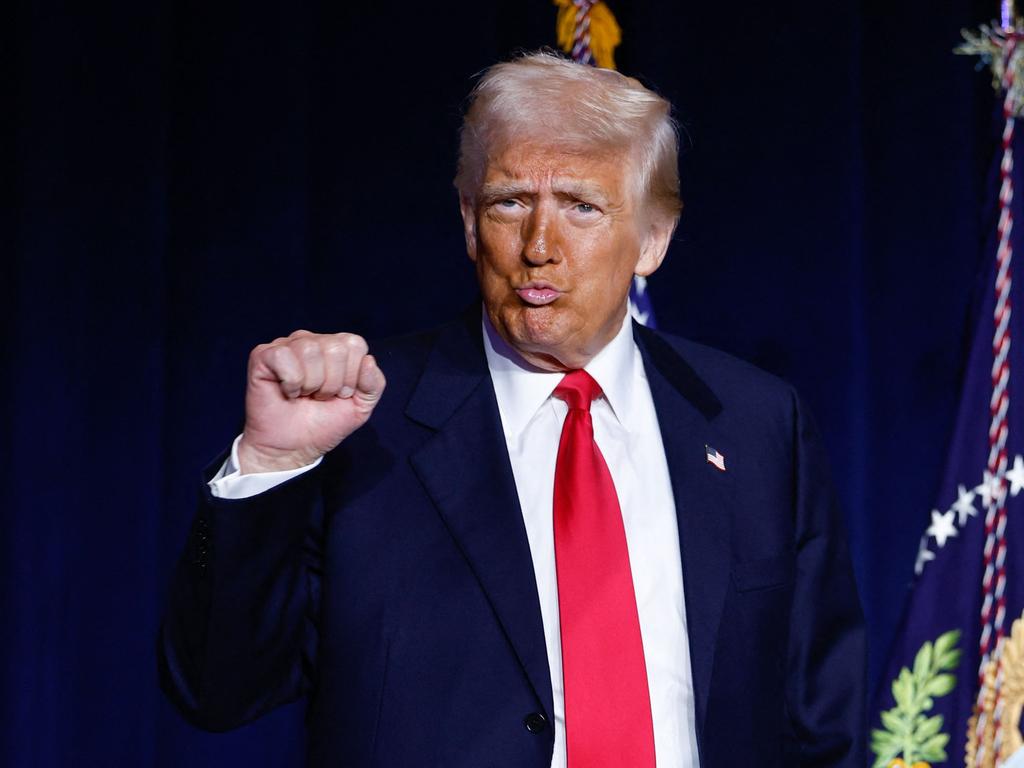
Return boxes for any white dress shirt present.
[210,309,699,767]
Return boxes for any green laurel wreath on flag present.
[871,630,962,768]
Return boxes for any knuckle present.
[343,334,368,353]
[265,348,298,379]
[323,341,348,360]
[266,344,289,362]
[292,338,321,359]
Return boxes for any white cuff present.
[208,435,323,499]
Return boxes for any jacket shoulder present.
[362,312,485,421]
[639,326,798,417]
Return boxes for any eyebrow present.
[478,179,612,206]
[479,181,532,202]
[552,180,611,206]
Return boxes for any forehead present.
[482,141,633,192]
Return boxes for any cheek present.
[475,252,516,305]
[477,220,524,262]
[570,237,637,289]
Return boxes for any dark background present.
[2,0,1000,764]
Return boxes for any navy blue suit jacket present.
[159,310,866,766]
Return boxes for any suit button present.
[524,712,547,734]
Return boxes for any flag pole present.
[1003,0,1017,32]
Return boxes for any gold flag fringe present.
[554,0,622,70]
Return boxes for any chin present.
[507,306,568,342]
[500,308,579,366]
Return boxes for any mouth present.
[515,281,563,306]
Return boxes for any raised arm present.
[158,330,385,731]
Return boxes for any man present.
[160,52,865,766]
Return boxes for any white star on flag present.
[952,483,978,526]
[1007,454,1024,497]
[915,544,935,575]
[976,470,1003,509]
[913,455,1024,576]
[926,509,958,548]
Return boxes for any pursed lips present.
[514,281,563,306]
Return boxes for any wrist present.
[236,437,323,475]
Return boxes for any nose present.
[522,201,561,266]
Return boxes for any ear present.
[459,195,478,262]
[635,215,677,277]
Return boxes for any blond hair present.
[454,51,682,224]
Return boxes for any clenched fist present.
[236,330,386,474]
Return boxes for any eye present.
[486,197,527,221]
[573,202,599,214]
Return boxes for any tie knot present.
[554,369,603,411]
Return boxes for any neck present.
[482,304,629,373]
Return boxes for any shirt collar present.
[482,307,638,442]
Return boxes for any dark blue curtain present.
[3,0,996,764]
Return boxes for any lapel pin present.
[705,445,726,471]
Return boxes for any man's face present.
[461,142,670,371]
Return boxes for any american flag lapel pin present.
[705,444,726,471]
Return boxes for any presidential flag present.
[871,21,1024,768]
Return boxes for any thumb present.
[353,355,386,406]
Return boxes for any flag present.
[705,445,726,471]
[871,24,1024,768]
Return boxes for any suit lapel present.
[406,314,555,720]
[635,325,733,740]
[402,315,731,738]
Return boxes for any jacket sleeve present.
[787,391,867,766]
[157,453,325,732]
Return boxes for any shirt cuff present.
[208,435,324,499]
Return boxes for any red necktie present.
[552,370,656,767]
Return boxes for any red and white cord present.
[974,33,1017,768]
[570,0,596,66]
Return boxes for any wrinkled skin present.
[460,142,674,371]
